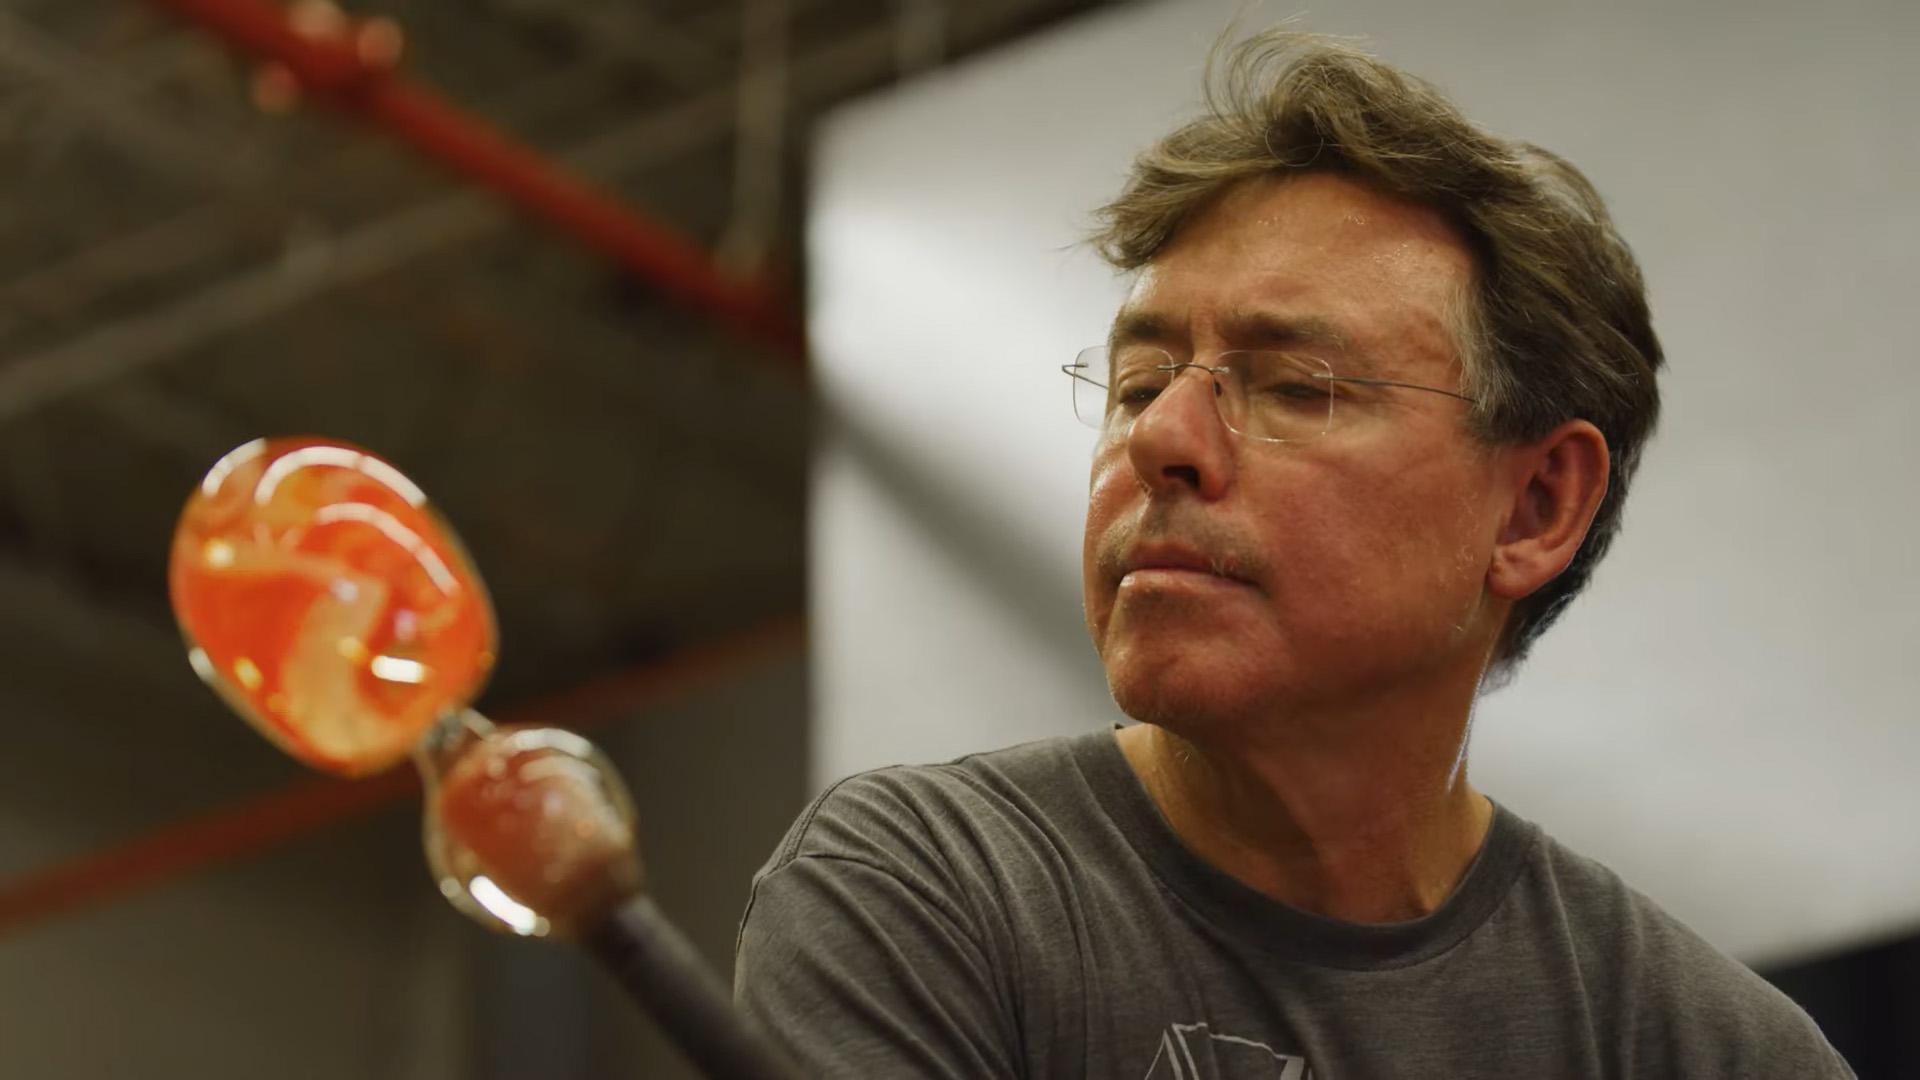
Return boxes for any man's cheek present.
[1087,447,1135,498]
[1081,571,1112,646]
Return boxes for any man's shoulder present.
[1523,826,1760,988]
[734,740,1096,1078]
[1520,822,1852,1075]
[761,732,1099,874]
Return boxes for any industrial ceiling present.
[0,0,1121,926]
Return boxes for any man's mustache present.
[1095,508,1266,586]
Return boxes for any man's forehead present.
[1108,177,1473,374]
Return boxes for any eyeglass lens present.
[1072,346,1335,443]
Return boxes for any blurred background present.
[0,0,1913,1076]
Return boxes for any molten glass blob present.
[169,437,496,776]
[424,715,642,937]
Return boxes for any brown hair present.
[1091,30,1664,681]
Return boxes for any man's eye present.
[1256,379,1330,403]
[1110,371,1167,409]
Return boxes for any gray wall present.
[0,594,807,1080]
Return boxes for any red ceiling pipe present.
[143,0,805,361]
[0,615,804,937]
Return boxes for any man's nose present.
[1124,366,1234,499]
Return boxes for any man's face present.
[1083,172,1514,728]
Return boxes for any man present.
[735,30,1851,1079]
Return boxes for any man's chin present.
[1105,661,1263,733]
[1095,613,1305,723]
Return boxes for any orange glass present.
[168,437,496,776]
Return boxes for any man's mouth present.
[1119,542,1254,587]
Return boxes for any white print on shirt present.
[1143,1022,1316,1079]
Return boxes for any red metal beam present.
[143,0,805,361]
[0,615,804,937]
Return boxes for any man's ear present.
[1487,419,1610,601]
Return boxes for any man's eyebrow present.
[1106,311,1177,352]
[1107,310,1374,368]
[1219,311,1354,353]
[1226,311,1392,376]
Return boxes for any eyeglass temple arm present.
[1062,363,1106,388]
[1065,362,1476,405]
[1321,374,1479,404]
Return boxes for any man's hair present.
[1090,30,1664,681]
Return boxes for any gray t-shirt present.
[735,730,1851,1078]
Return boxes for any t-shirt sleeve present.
[1607,881,1859,1078]
[1632,950,1858,1079]
[733,776,1021,1078]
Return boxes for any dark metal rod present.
[582,895,801,1080]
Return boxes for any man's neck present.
[1115,705,1493,924]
